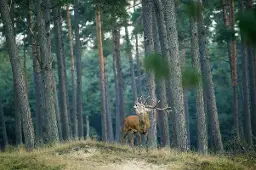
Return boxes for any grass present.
[0,140,255,170]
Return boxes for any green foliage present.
[143,53,169,79]
[237,8,256,45]
[181,66,201,89]
[216,27,235,43]
[186,1,202,20]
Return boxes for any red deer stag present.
[121,96,171,147]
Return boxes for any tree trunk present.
[189,13,208,154]
[105,58,114,142]
[0,0,35,150]
[241,43,253,147]
[142,0,158,148]
[35,0,59,144]
[23,44,28,93]
[14,88,23,145]
[96,7,107,142]
[0,97,8,147]
[113,47,121,142]
[161,0,188,151]
[53,6,70,141]
[198,0,223,153]
[66,5,78,139]
[113,28,126,133]
[86,115,90,140]
[74,0,84,140]
[230,0,240,140]
[153,0,170,147]
[125,26,138,101]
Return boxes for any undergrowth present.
[0,140,255,170]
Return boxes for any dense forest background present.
[0,0,255,155]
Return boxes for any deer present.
[121,96,172,147]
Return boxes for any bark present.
[53,6,70,141]
[113,47,121,142]
[86,115,90,140]
[23,44,28,93]
[198,0,223,153]
[74,0,84,140]
[14,88,23,145]
[230,0,240,140]
[125,26,138,101]
[0,97,8,147]
[53,75,63,141]
[0,0,35,150]
[113,28,126,132]
[105,58,114,142]
[142,0,158,148]
[35,0,59,143]
[241,43,253,147]
[153,0,170,147]
[161,0,188,151]
[66,5,78,139]
[189,14,208,154]
[96,7,107,141]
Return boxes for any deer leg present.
[144,131,149,152]
[122,130,129,144]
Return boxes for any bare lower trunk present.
[162,0,188,151]
[0,0,35,150]
[14,88,23,145]
[0,97,8,146]
[142,0,157,148]
[86,115,90,140]
[66,5,78,139]
[96,7,107,141]
[198,0,223,153]
[105,58,114,142]
[190,15,208,154]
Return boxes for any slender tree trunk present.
[113,28,126,133]
[35,0,59,144]
[153,0,170,147]
[28,0,44,144]
[23,44,28,93]
[113,48,121,142]
[198,0,223,153]
[66,5,78,139]
[125,26,138,101]
[189,13,208,154]
[74,0,84,140]
[0,97,8,147]
[0,0,35,150]
[14,88,23,145]
[142,0,158,148]
[161,0,188,151]
[53,6,70,141]
[230,0,240,140]
[86,115,90,140]
[241,42,253,147]
[134,0,142,97]
[105,58,114,142]
[96,7,107,142]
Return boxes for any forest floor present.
[0,140,255,170]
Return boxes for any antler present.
[143,96,150,105]
[139,96,143,104]
[145,100,160,109]
[156,106,172,111]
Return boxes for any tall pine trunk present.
[53,6,70,141]
[189,12,208,154]
[66,5,78,139]
[162,0,188,151]
[96,7,107,141]
[28,0,43,145]
[0,97,8,147]
[142,0,158,148]
[153,0,170,147]
[230,0,240,140]
[198,0,223,153]
[0,0,35,150]
[35,0,59,143]
[74,0,84,140]
[14,88,23,145]
[86,115,90,139]
[105,58,114,142]
[113,28,125,134]
[125,26,138,101]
